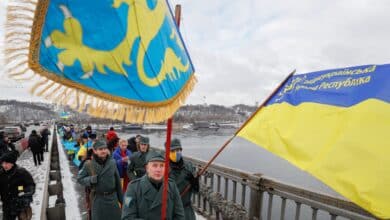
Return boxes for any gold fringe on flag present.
[4,0,197,123]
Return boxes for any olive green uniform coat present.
[126,151,149,180]
[170,160,198,220]
[78,157,123,220]
[121,175,185,220]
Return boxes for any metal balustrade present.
[41,127,66,220]
[181,156,376,220]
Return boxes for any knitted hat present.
[0,151,18,164]
[170,138,182,151]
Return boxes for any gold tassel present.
[6,60,28,70]
[5,53,28,63]
[7,13,34,21]
[12,0,38,5]
[9,67,30,77]
[13,74,36,81]
[5,32,31,39]
[78,93,87,112]
[5,47,29,55]
[36,81,55,96]
[30,79,48,95]
[44,84,62,100]
[54,87,68,104]
[8,6,36,13]
[6,23,32,29]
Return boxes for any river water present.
[118,128,341,198]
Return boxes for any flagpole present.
[161,4,182,220]
[181,69,296,196]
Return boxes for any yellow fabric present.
[237,99,390,218]
[169,151,177,162]
[77,144,87,160]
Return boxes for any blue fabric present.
[113,148,132,177]
[37,0,195,103]
[268,64,390,107]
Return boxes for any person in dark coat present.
[112,139,132,192]
[28,130,44,166]
[40,126,50,152]
[77,140,123,220]
[127,134,141,153]
[0,131,18,158]
[121,151,185,220]
[107,136,120,153]
[126,136,151,180]
[169,139,199,220]
[84,125,93,138]
[0,151,35,220]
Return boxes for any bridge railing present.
[183,156,376,220]
[41,127,66,220]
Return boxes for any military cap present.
[140,136,150,145]
[170,138,182,151]
[93,140,107,149]
[146,151,165,163]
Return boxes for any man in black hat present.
[122,151,185,219]
[77,140,123,220]
[0,131,17,158]
[168,138,199,220]
[126,136,152,180]
[0,151,35,220]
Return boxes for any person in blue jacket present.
[113,139,132,192]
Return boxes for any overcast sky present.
[1,0,390,106]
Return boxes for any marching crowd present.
[60,124,200,220]
[0,123,199,220]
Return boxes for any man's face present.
[139,143,148,153]
[3,136,9,142]
[1,161,14,171]
[93,147,109,158]
[146,161,165,181]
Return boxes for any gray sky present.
[1,0,390,106]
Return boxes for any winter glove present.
[90,175,98,184]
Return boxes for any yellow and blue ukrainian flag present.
[238,64,390,218]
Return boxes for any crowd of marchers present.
[59,124,200,220]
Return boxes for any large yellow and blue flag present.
[5,0,195,123]
[238,64,390,218]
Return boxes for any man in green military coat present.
[127,136,151,180]
[169,138,199,220]
[78,140,123,220]
[122,151,185,220]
